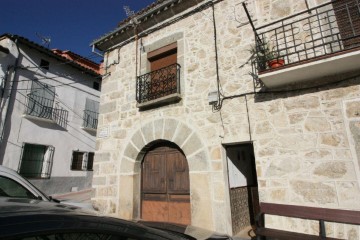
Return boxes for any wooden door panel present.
[168,199,191,225]
[142,153,166,193]
[142,199,169,222]
[167,151,190,194]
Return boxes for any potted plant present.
[250,40,285,70]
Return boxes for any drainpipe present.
[0,37,20,143]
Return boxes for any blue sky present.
[0,0,156,62]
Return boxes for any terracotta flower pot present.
[267,59,285,69]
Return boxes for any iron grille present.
[83,110,98,129]
[136,63,181,103]
[251,0,360,72]
[25,94,68,128]
[18,143,54,179]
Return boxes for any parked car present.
[139,221,232,240]
[0,165,93,209]
[0,197,219,240]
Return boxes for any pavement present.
[52,188,93,203]
[232,225,256,239]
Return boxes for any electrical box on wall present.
[208,91,218,105]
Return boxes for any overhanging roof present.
[91,0,206,52]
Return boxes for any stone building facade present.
[92,0,360,237]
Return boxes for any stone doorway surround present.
[117,117,223,231]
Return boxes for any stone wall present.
[93,0,360,236]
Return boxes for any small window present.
[40,59,50,70]
[71,151,94,171]
[93,81,100,90]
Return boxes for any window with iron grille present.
[83,99,99,130]
[18,143,54,179]
[71,151,94,171]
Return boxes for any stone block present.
[123,142,138,160]
[95,152,111,162]
[131,131,145,152]
[188,150,209,172]
[304,117,331,132]
[313,161,356,180]
[92,177,106,186]
[173,123,193,147]
[346,101,360,118]
[290,180,337,205]
[337,182,360,208]
[154,119,164,139]
[284,96,320,112]
[120,158,136,174]
[182,133,202,156]
[266,158,300,178]
[100,101,117,114]
[141,122,154,144]
[319,133,348,148]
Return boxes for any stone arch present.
[119,117,214,230]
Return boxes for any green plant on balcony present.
[250,39,284,71]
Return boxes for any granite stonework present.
[93,0,360,237]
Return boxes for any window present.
[19,143,54,179]
[0,176,37,199]
[71,151,94,171]
[83,98,99,130]
[40,59,49,70]
[26,80,55,120]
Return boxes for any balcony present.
[136,63,181,109]
[24,94,68,129]
[250,0,360,88]
[82,110,98,132]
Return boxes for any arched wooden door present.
[141,144,191,225]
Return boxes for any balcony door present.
[27,80,55,119]
[148,43,177,100]
[141,143,191,225]
[333,0,360,49]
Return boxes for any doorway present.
[226,143,260,235]
[141,142,191,225]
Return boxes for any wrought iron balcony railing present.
[250,0,360,72]
[83,110,98,130]
[25,94,68,129]
[136,63,181,104]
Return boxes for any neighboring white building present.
[0,34,101,195]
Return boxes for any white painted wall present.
[0,36,100,194]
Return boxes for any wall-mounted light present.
[0,45,9,58]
